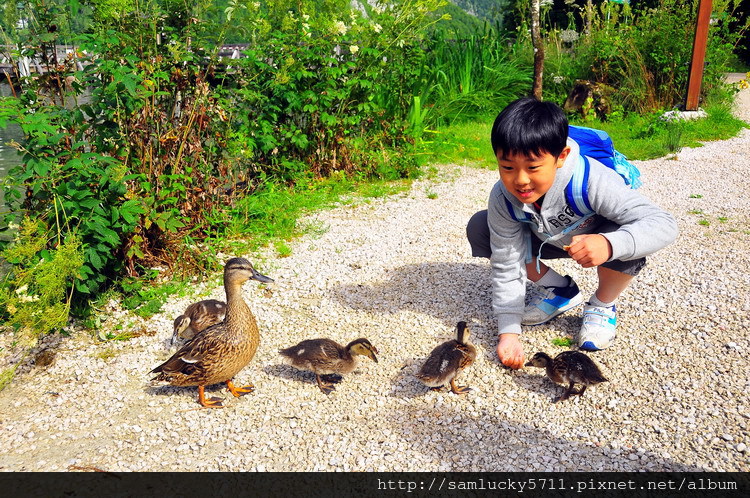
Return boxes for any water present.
[0,121,23,215]
[0,82,24,245]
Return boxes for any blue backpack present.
[565,125,641,216]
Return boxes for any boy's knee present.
[467,210,491,258]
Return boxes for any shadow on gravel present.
[332,261,491,319]
[331,261,497,344]
[386,402,707,471]
[144,383,229,404]
[262,363,369,391]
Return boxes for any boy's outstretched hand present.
[497,333,525,369]
[565,234,612,268]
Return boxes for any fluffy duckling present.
[279,338,379,394]
[171,299,227,347]
[151,258,273,408]
[416,321,476,395]
[525,351,608,402]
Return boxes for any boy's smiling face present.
[497,146,570,205]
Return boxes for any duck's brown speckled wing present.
[151,325,223,379]
[417,340,474,385]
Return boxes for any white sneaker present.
[578,303,617,350]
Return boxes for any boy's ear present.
[556,146,572,168]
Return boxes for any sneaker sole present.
[579,336,615,351]
[579,341,603,351]
[521,294,585,326]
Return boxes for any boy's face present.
[497,146,571,205]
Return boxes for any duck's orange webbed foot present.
[315,374,336,395]
[198,385,224,408]
[226,379,255,398]
[450,379,472,395]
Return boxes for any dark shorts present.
[466,209,646,276]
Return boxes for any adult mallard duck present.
[279,337,379,394]
[151,257,273,408]
[171,299,227,347]
[525,350,608,402]
[416,321,476,395]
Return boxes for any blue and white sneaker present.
[522,276,584,325]
[578,303,617,350]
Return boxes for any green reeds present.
[418,26,532,125]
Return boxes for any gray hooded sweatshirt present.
[487,139,678,335]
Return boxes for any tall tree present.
[530,0,543,99]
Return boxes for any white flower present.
[350,45,359,55]
[334,21,348,35]
[560,29,579,43]
[15,284,28,295]
[553,75,565,84]
[373,23,382,33]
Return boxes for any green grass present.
[419,120,496,169]
[424,97,748,167]
[225,175,410,254]
[551,337,574,347]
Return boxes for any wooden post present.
[685,0,713,111]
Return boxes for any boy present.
[467,97,678,369]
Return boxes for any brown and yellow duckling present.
[279,338,379,394]
[525,350,608,402]
[171,299,227,347]
[416,321,476,395]
[151,257,273,408]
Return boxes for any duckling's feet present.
[450,379,472,395]
[321,374,343,384]
[429,386,444,392]
[554,388,574,403]
[316,375,336,395]
[198,386,225,408]
[226,379,255,398]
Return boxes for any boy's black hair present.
[491,97,568,159]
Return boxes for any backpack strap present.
[565,155,593,217]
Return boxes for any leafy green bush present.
[0,218,83,346]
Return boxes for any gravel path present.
[1,77,749,472]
